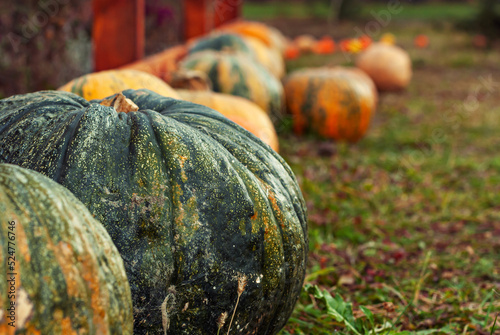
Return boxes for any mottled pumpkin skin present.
[180,50,284,121]
[243,36,285,79]
[188,33,254,56]
[58,69,180,100]
[216,20,287,55]
[177,89,279,152]
[284,67,377,142]
[188,33,285,79]
[0,90,308,335]
[0,164,133,334]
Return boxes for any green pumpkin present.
[188,33,254,56]
[0,89,308,335]
[0,164,132,334]
[180,50,284,121]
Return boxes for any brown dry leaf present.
[441,271,455,279]
[337,274,355,286]
[353,302,399,319]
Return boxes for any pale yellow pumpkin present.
[59,69,180,100]
[177,90,279,151]
[355,43,412,91]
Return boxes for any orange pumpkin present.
[120,45,188,82]
[284,44,301,60]
[313,36,336,54]
[294,34,317,53]
[355,43,412,91]
[359,35,373,49]
[339,36,371,54]
[472,34,488,49]
[414,34,429,49]
[284,67,377,142]
[380,33,396,45]
[177,90,279,151]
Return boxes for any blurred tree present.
[323,0,361,22]
[475,0,500,40]
[456,0,500,44]
[336,0,361,20]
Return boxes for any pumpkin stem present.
[168,69,212,91]
[99,92,139,113]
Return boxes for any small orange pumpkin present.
[380,33,396,45]
[359,35,373,49]
[413,34,429,49]
[313,36,336,54]
[284,44,301,60]
[284,67,377,142]
[356,43,412,91]
[294,34,317,53]
[472,34,487,49]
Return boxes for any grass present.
[256,8,500,335]
[242,2,478,21]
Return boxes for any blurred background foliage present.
[0,0,497,97]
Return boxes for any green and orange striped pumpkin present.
[188,33,253,56]
[216,20,287,56]
[180,50,284,120]
[0,89,307,335]
[188,33,285,79]
[0,164,133,334]
[284,67,377,142]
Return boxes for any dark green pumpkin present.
[180,50,284,121]
[188,33,254,56]
[0,163,133,334]
[0,89,308,335]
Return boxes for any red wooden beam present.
[214,0,241,28]
[184,0,242,40]
[93,0,145,71]
[184,0,210,40]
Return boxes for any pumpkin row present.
[58,20,412,146]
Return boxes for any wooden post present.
[184,0,210,40]
[93,0,145,71]
[214,0,241,28]
[184,0,242,40]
